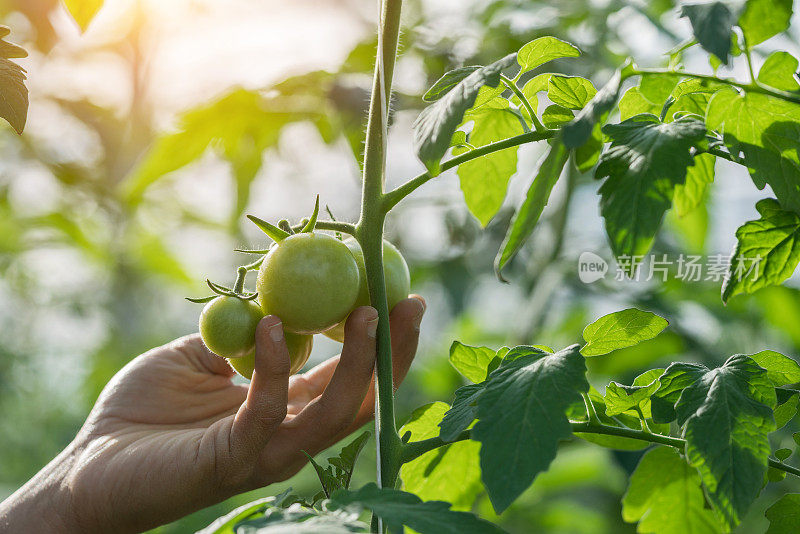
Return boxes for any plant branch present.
[399,422,800,479]
[501,75,544,132]
[382,129,558,212]
[630,67,800,105]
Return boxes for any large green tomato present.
[324,238,410,343]
[257,232,360,334]
[199,296,264,358]
[227,331,313,379]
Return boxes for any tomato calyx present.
[186,267,259,303]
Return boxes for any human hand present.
[0,297,425,533]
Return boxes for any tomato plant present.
[33,0,800,532]
[199,295,263,359]
[226,331,313,379]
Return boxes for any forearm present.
[0,444,79,533]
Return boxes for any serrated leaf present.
[722,199,800,302]
[739,0,792,47]
[439,383,484,442]
[748,349,800,386]
[0,27,28,134]
[495,140,569,274]
[473,345,589,513]
[674,152,714,217]
[680,2,733,65]
[596,114,706,260]
[572,388,652,450]
[758,51,800,91]
[622,446,726,534]
[63,0,104,32]
[563,66,625,148]
[413,54,517,175]
[707,88,800,214]
[619,87,662,120]
[516,37,580,74]
[675,354,777,528]
[765,493,800,534]
[651,362,709,424]
[547,75,596,110]
[423,66,482,102]
[449,341,502,383]
[581,308,669,357]
[400,403,483,511]
[456,100,524,225]
[331,484,506,534]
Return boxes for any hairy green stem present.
[399,422,800,479]
[383,129,558,211]
[629,67,800,105]
[358,0,404,500]
[501,75,544,132]
[289,220,356,235]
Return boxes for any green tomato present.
[199,296,264,359]
[257,232,360,334]
[324,238,410,343]
[226,331,313,379]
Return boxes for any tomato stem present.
[233,266,247,294]
[358,0,404,509]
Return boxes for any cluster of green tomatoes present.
[190,198,410,378]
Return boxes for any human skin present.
[0,297,425,533]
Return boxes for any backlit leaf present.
[581,308,669,357]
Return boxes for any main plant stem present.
[357,0,404,501]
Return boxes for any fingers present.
[279,306,379,454]
[229,316,290,463]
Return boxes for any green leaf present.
[674,152,715,217]
[400,403,483,511]
[0,27,28,134]
[331,484,507,534]
[675,354,777,528]
[423,66,482,102]
[413,54,517,175]
[581,308,669,357]
[473,345,589,513]
[765,493,800,534]
[63,0,104,32]
[494,140,569,274]
[739,0,792,47]
[707,88,800,214]
[540,105,574,128]
[305,431,369,497]
[547,75,597,110]
[758,52,800,91]
[722,199,800,302]
[618,87,662,121]
[680,2,733,65]
[563,65,626,148]
[123,89,294,205]
[774,391,799,428]
[572,388,652,450]
[651,362,709,424]
[449,341,502,383]
[439,383,483,442]
[514,73,551,120]
[622,446,726,534]
[748,349,800,386]
[456,101,523,225]
[603,370,662,417]
[596,114,707,259]
[516,37,580,74]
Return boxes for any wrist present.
[0,443,80,533]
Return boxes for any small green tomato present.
[199,296,264,359]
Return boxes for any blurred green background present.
[1,0,800,532]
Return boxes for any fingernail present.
[413,300,426,332]
[269,322,284,343]
[366,317,379,339]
